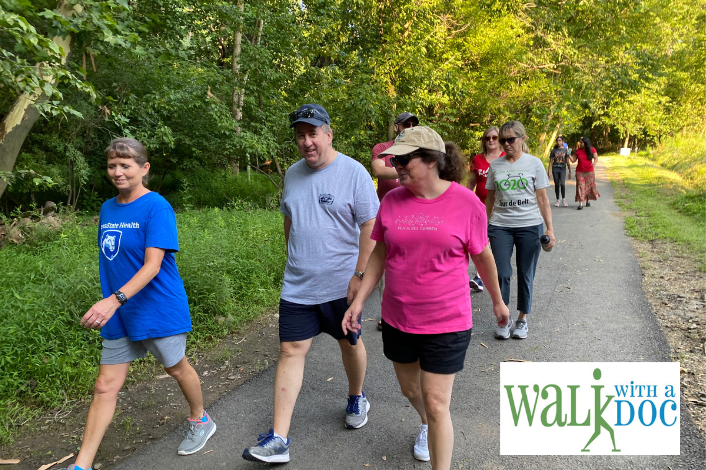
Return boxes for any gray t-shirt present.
[485,153,549,227]
[280,152,379,304]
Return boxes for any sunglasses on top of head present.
[389,153,422,167]
[499,137,519,145]
[288,108,329,125]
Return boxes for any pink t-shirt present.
[371,182,488,334]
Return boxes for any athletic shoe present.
[586,201,591,207]
[345,391,370,429]
[177,411,217,455]
[242,429,290,463]
[563,199,568,207]
[555,200,560,207]
[511,319,528,339]
[58,465,90,470]
[469,275,484,292]
[413,424,430,461]
[494,316,514,340]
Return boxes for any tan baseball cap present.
[382,126,445,155]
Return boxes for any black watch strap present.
[113,290,128,305]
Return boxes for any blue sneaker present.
[345,391,370,429]
[469,275,484,292]
[242,429,290,463]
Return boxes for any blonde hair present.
[499,121,530,154]
[480,126,500,155]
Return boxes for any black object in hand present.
[347,330,358,345]
[540,235,552,252]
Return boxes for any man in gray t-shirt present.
[243,104,379,464]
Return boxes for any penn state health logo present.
[101,230,122,261]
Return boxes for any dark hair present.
[581,137,594,158]
[555,135,564,149]
[105,137,150,185]
[419,141,467,183]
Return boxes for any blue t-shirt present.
[98,192,191,341]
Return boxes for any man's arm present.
[347,218,376,304]
[371,158,400,180]
[284,216,292,257]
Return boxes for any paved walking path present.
[116,163,706,469]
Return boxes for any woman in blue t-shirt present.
[61,138,215,470]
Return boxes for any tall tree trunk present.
[543,122,561,161]
[0,1,76,200]
[623,130,630,148]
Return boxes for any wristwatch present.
[353,271,364,280]
[113,290,128,305]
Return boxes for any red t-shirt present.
[371,182,488,334]
[575,147,596,173]
[371,140,400,200]
[470,152,505,203]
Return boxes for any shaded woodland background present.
[1,0,704,212]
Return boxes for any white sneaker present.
[555,200,560,207]
[413,424,430,461]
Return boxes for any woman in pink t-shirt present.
[467,126,505,292]
[342,126,509,469]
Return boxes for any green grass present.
[0,207,285,442]
[604,152,706,269]
[640,134,706,189]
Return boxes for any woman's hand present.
[568,171,572,180]
[342,301,364,335]
[81,296,121,329]
[544,229,556,250]
[493,301,510,327]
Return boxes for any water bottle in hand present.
[540,235,552,252]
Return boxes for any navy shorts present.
[381,320,472,374]
[278,297,361,343]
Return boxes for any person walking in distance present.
[547,135,571,207]
[370,112,419,329]
[569,136,600,210]
[467,126,505,292]
[242,104,379,464]
[60,138,215,470]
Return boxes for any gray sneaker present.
[413,423,430,461]
[345,391,370,429]
[177,411,217,455]
[242,429,290,463]
[511,319,528,339]
[494,316,514,339]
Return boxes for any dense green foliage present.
[2,0,704,212]
[0,207,285,440]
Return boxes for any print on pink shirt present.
[395,213,446,231]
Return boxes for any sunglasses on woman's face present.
[389,153,422,167]
[499,137,518,145]
[485,135,498,141]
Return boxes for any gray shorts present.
[100,333,187,368]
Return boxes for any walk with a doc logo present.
[500,363,680,455]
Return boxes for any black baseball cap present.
[289,104,330,128]
[394,112,419,125]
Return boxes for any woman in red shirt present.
[466,126,504,291]
[570,136,600,210]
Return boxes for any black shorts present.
[278,297,361,343]
[381,320,472,374]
